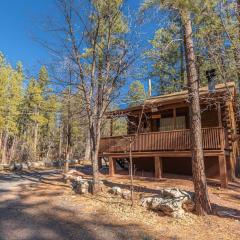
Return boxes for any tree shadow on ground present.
[3,170,69,188]
[212,203,240,220]
[0,172,173,240]
[2,169,240,229]
[0,172,174,240]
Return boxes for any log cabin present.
[99,82,240,187]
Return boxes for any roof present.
[107,82,236,117]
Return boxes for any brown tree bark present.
[236,0,240,177]
[64,70,73,173]
[89,118,101,194]
[84,134,91,162]
[236,0,240,87]
[33,121,38,160]
[1,132,8,164]
[9,137,16,163]
[181,9,212,215]
[59,126,62,158]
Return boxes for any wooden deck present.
[99,127,225,155]
[99,127,228,188]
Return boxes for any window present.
[159,116,186,131]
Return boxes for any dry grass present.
[56,173,240,240]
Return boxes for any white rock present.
[72,180,89,194]
[140,188,194,218]
[76,176,83,181]
[109,186,122,195]
[122,190,131,199]
[68,169,78,174]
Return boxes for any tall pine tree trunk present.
[1,132,8,164]
[236,0,240,88]
[89,116,101,194]
[64,71,72,173]
[0,132,2,151]
[84,134,91,162]
[9,137,16,163]
[181,9,212,215]
[59,126,62,158]
[33,122,38,160]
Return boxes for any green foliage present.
[142,0,240,94]
[17,65,59,159]
[0,53,23,135]
[38,66,49,90]
[145,20,186,94]
[125,80,147,107]
[92,0,128,35]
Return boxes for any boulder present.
[122,190,131,200]
[31,161,45,168]
[76,176,83,181]
[9,163,23,172]
[88,180,104,193]
[109,186,122,195]
[72,179,104,194]
[63,173,82,183]
[9,163,16,171]
[141,188,194,218]
[72,179,89,194]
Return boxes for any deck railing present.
[99,127,224,154]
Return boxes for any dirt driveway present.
[0,170,239,240]
[0,170,156,240]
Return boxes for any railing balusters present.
[99,127,224,153]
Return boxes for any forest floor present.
[0,168,239,240]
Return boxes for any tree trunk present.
[0,132,3,151]
[1,132,8,164]
[64,148,69,173]
[236,0,240,90]
[59,126,62,158]
[9,137,16,163]
[129,140,134,207]
[84,133,91,162]
[180,18,185,89]
[33,122,38,160]
[181,9,212,215]
[64,70,73,173]
[237,0,240,177]
[89,118,101,194]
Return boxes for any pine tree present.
[141,0,212,215]
[125,80,147,107]
[22,66,54,160]
[0,54,23,163]
[145,16,186,94]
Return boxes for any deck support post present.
[154,156,162,179]
[109,156,115,177]
[219,155,228,188]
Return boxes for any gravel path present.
[0,170,150,240]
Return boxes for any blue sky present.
[0,0,162,100]
[0,0,56,73]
